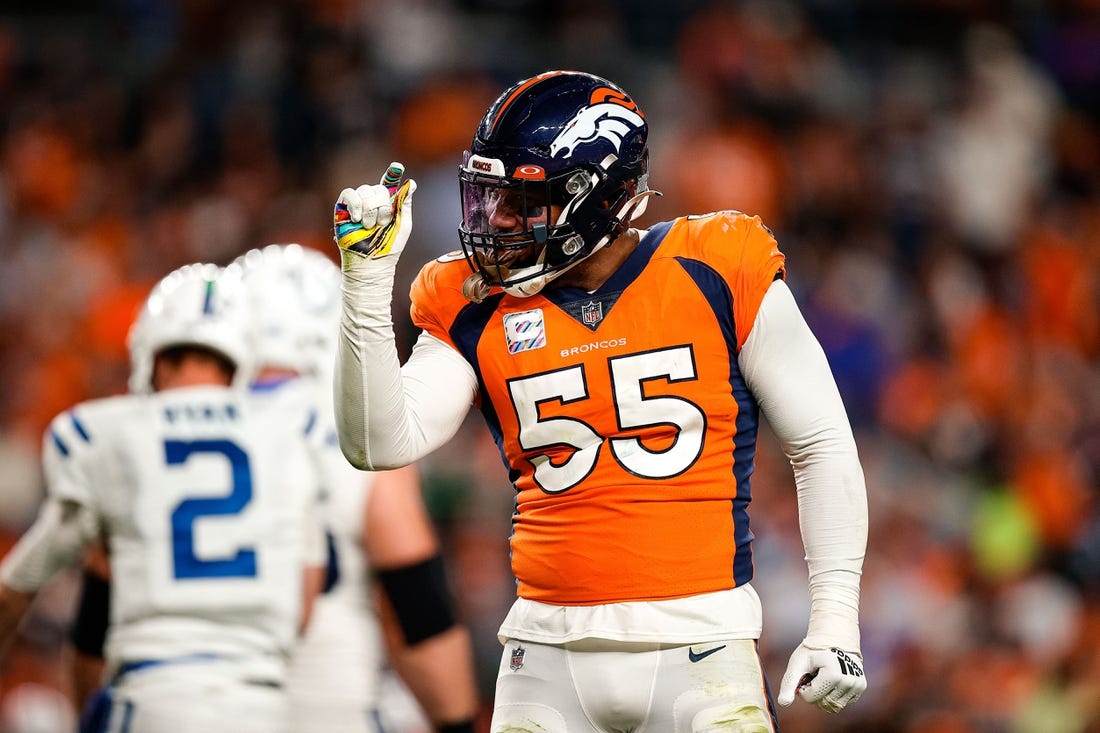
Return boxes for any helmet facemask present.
[459,152,641,300]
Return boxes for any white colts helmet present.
[127,263,253,394]
[232,243,342,383]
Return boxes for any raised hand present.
[334,162,417,260]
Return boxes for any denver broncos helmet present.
[458,70,654,299]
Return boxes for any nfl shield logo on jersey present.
[510,645,526,671]
[581,300,603,326]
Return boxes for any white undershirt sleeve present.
[334,253,477,470]
[739,279,868,653]
[301,488,328,569]
[0,499,97,593]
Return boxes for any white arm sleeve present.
[0,499,97,593]
[301,486,328,569]
[739,279,868,652]
[334,253,477,470]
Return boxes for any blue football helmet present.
[458,70,653,299]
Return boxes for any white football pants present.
[491,638,778,733]
[91,663,289,733]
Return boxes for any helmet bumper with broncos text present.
[458,70,653,300]
[127,263,254,395]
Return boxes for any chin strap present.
[622,188,661,222]
[461,272,492,303]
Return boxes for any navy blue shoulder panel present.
[674,256,737,349]
[448,292,504,380]
[447,293,512,475]
[674,255,759,586]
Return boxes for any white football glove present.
[777,644,866,714]
[333,162,417,261]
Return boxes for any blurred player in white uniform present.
[234,243,479,733]
[0,263,327,733]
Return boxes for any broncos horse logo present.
[549,88,645,160]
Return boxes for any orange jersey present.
[411,212,785,605]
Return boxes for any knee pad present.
[691,702,773,733]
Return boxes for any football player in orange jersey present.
[330,70,869,732]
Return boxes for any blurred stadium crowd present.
[1,1,1098,731]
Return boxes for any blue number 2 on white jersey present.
[166,439,257,580]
